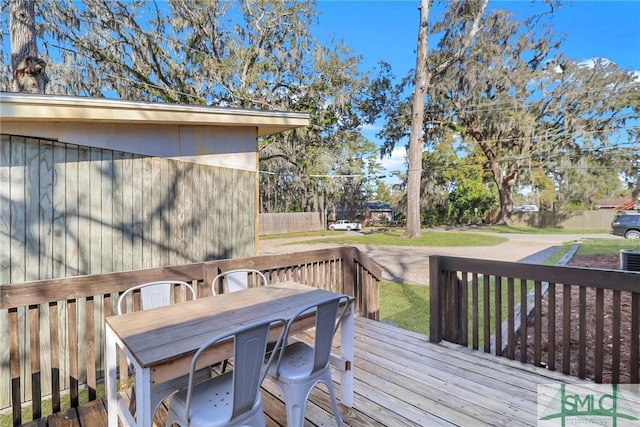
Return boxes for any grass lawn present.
[479,225,609,235]
[260,230,338,240]
[573,238,640,255]
[263,225,610,248]
[380,281,430,334]
[380,277,533,346]
[545,237,640,265]
[282,229,508,247]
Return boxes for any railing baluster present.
[50,302,61,413]
[460,271,468,347]
[534,280,542,367]
[472,273,479,351]
[507,277,515,360]
[29,305,42,420]
[562,284,571,375]
[612,290,621,384]
[86,296,97,401]
[595,288,604,383]
[547,283,556,371]
[29,305,42,421]
[519,278,527,364]
[578,287,586,379]
[495,276,502,356]
[483,274,490,353]
[632,292,639,384]
[450,271,460,343]
[9,308,21,427]
[68,298,79,408]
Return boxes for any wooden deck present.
[22,316,591,427]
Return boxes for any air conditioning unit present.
[620,249,640,271]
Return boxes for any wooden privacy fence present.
[259,212,325,235]
[429,255,640,384]
[0,247,381,426]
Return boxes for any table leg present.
[106,325,152,427]
[134,366,152,427]
[105,326,118,427]
[340,302,354,407]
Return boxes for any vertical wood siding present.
[0,134,257,408]
[1,134,256,283]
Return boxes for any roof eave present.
[0,92,309,137]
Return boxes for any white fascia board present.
[0,92,309,137]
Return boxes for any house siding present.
[1,134,257,285]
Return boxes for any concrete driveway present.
[259,230,611,285]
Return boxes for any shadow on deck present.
[23,316,591,427]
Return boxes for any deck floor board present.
[20,316,591,427]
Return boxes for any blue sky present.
[314,0,640,183]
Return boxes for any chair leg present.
[276,376,343,427]
[277,382,310,427]
[221,358,229,373]
[321,371,344,427]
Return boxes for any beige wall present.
[0,122,259,171]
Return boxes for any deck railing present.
[0,247,380,426]
[429,255,640,384]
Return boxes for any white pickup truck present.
[329,220,362,231]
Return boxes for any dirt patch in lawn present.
[567,254,621,270]
[517,254,636,383]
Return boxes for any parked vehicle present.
[329,220,362,231]
[513,205,539,212]
[611,212,640,239]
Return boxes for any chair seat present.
[166,372,264,427]
[268,342,319,382]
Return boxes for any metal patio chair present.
[164,317,287,427]
[266,294,351,427]
[210,268,268,295]
[117,280,196,315]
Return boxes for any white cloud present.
[361,123,382,133]
[380,147,406,171]
[379,147,406,185]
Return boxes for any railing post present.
[430,256,442,343]
[341,247,356,298]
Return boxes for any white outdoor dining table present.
[105,281,355,427]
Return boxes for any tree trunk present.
[496,183,512,224]
[404,0,431,239]
[10,0,48,93]
[404,0,488,238]
[491,169,517,224]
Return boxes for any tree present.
[448,180,496,224]
[374,180,393,204]
[367,0,487,237]
[366,2,638,225]
[431,6,638,222]
[9,0,48,93]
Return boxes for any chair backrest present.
[211,269,268,295]
[185,317,287,421]
[275,294,351,376]
[117,280,196,315]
